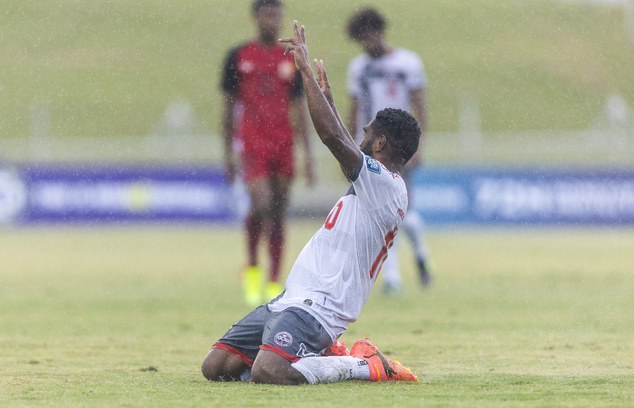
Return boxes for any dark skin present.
[282,21,404,177]
[203,20,404,386]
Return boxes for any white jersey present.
[269,153,408,341]
[347,48,427,142]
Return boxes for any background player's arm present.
[406,87,426,171]
[347,97,360,143]
[222,92,238,183]
[280,22,359,177]
[290,97,316,187]
[220,47,241,184]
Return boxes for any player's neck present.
[373,153,402,175]
[257,34,278,47]
[368,43,391,58]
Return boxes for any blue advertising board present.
[2,163,633,225]
[0,163,237,224]
[411,167,634,225]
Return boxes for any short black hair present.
[347,7,386,40]
[373,108,420,164]
[252,0,282,13]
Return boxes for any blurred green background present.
[1,0,633,164]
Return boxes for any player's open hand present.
[279,20,311,74]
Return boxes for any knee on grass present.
[201,350,245,382]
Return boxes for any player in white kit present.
[347,8,432,293]
[202,20,420,385]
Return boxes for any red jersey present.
[221,41,304,155]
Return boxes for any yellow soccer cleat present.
[264,281,283,303]
[242,266,264,307]
[350,339,418,382]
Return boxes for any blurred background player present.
[221,0,315,307]
[346,7,432,294]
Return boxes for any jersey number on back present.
[324,201,398,280]
[324,201,343,230]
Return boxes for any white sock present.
[239,368,252,382]
[291,356,370,385]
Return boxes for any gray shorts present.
[213,295,332,365]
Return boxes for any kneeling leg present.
[251,349,308,385]
[201,348,249,382]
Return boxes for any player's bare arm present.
[280,21,360,177]
[314,59,355,146]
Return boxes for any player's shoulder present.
[225,41,252,60]
[393,48,423,64]
[362,156,405,185]
[348,53,371,71]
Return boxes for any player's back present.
[270,154,408,340]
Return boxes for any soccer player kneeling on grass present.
[201,20,420,385]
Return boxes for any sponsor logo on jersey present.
[273,331,293,348]
[365,156,381,174]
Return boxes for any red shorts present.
[241,149,294,182]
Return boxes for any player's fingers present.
[313,58,322,76]
[293,20,300,38]
[278,37,294,44]
[319,60,329,83]
[300,24,306,43]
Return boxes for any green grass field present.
[1,223,633,407]
[1,0,633,142]
[1,1,633,405]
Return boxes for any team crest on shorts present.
[274,331,293,348]
[365,156,381,174]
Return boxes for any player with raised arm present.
[202,20,420,385]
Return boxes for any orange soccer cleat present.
[350,339,418,382]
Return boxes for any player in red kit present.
[221,0,315,307]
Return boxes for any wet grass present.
[1,223,633,407]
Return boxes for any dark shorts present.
[241,149,294,182]
[212,296,332,366]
